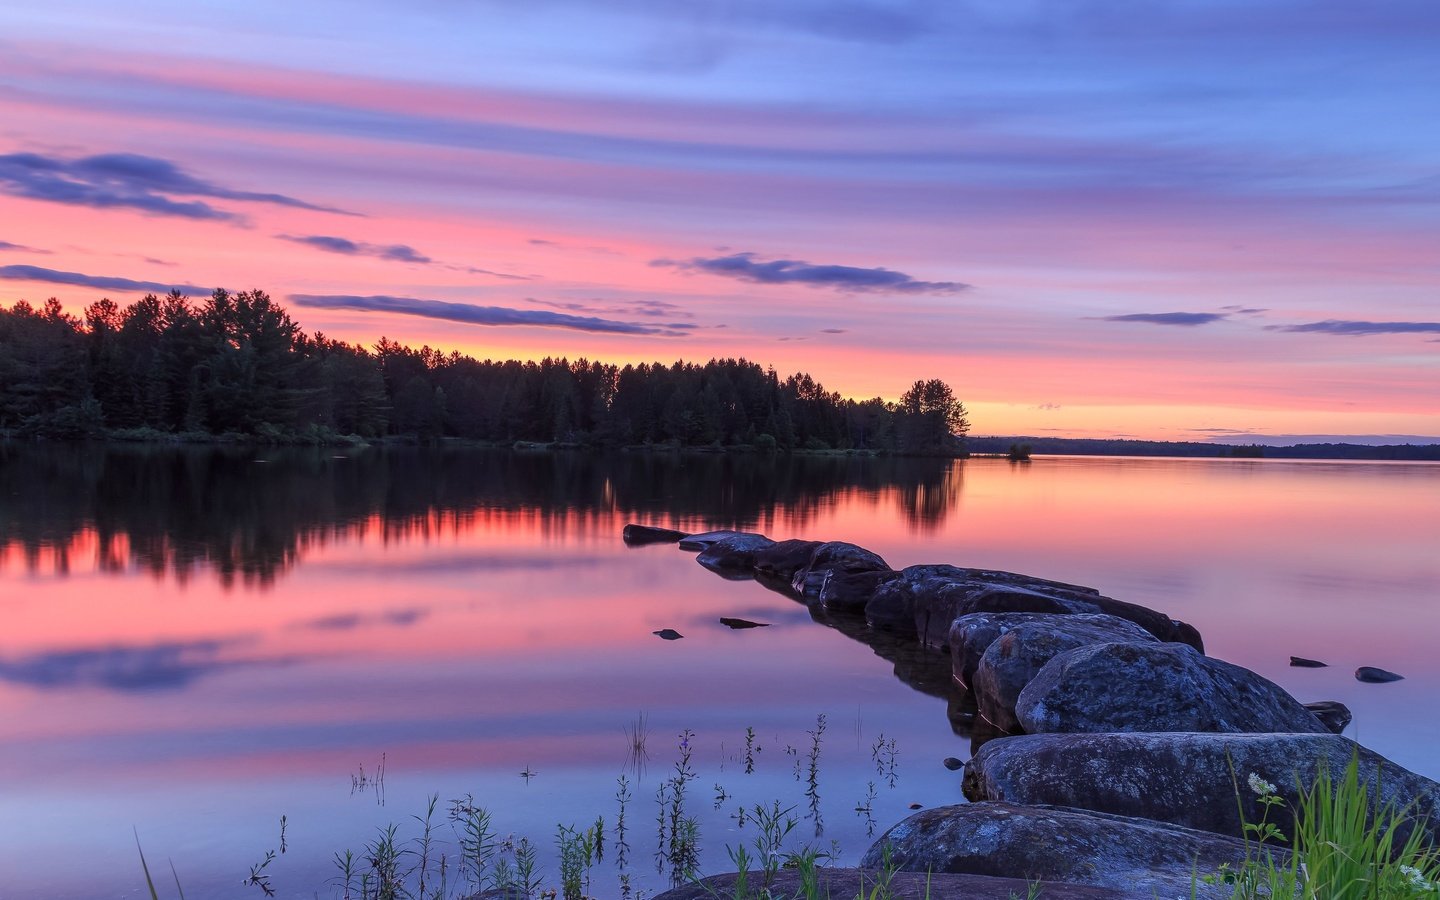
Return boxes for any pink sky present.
[1,4,1437,440]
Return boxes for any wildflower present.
[1399,864,1433,890]
[1248,773,1276,796]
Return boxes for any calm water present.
[1,445,1437,899]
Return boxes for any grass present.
[1202,754,1440,899]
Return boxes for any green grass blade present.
[134,828,160,900]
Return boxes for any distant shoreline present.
[4,431,1437,461]
[967,435,1440,462]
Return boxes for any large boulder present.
[751,538,823,581]
[950,612,1057,690]
[1016,641,1327,735]
[656,868,1141,900]
[972,616,1158,733]
[962,732,1440,846]
[622,523,689,545]
[790,542,897,613]
[865,565,1203,652]
[695,533,776,572]
[861,801,1268,899]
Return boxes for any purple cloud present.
[277,234,432,264]
[1267,320,1440,336]
[0,151,353,222]
[0,264,206,295]
[289,293,690,336]
[655,252,967,294]
[1101,312,1227,326]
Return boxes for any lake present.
[1,445,1436,899]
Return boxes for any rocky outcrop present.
[861,802,1270,899]
[622,523,689,544]
[972,616,1158,733]
[655,868,1144,900]
[950,612,1055,690]
[790,542,897,613]
[695,533,776,572]
[865,564,1203,653]
[751,538,823,581]
[963,732,1440,846]
[1015,642,1327,735]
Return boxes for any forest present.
[0,289,970,453]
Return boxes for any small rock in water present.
[719,617,770,629]
[1290,656,1328,668]
[942,757,964,771]
[908,802,923,809]
[623,524,690,545]
[1304,700,1353,734]
[1355,666,1404,683]
[653,629,684,641]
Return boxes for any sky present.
[0,0,1437,441]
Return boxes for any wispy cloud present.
[0,264,207,295]
[1266,319,1440,336]
[529,297,693,319]
[0,240,45,253]
[820,328,847,334]
[1100,312,1227,326]
[289,293,691,336]
[654,252,968,294]
[277,233,432,264]
[0,151,353,222]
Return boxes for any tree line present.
[0,289,970,453]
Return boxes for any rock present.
[1356,666,1404,683]
[908,802,922,809]
[972,616,1158,734]
[865,564,1203,652]
[751,539,823,580]
[695,533,775,572]
[949,612,1054,689]
[1016,641,1328,735]
[652,628,683,640]
[790,541,897,613]
[655,868,1140,900]
[677,530,754,551]
[621,524,689,545]
[942,757,963,771]
[719,617,769,629]
[1290,655,1328,668]
[861,801,1267,899]
[1304,700,1352,734]
[962,732,1440,847]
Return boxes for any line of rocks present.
[626,525,1437,899]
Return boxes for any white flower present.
[1248,773,1277,796]
[1399,864,1433,890]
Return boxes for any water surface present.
[1,445,1436,898]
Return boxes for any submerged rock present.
[1016,641,1327,735]
[962,732,1440,846]
[655,868,1139,900]
[718,617,769,629]
[1304,700,1353,734]
[1356,666,1404,683]
[790,541,896,613]
[861,801,1267,899]
[695,533,775,572]
[972,616,1158,733]
[652,628,684,640]
[1290,655,1328,668]
[621,524,690,545]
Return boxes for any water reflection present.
[0,444,962,587]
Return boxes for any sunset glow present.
[2,3,1438,440]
